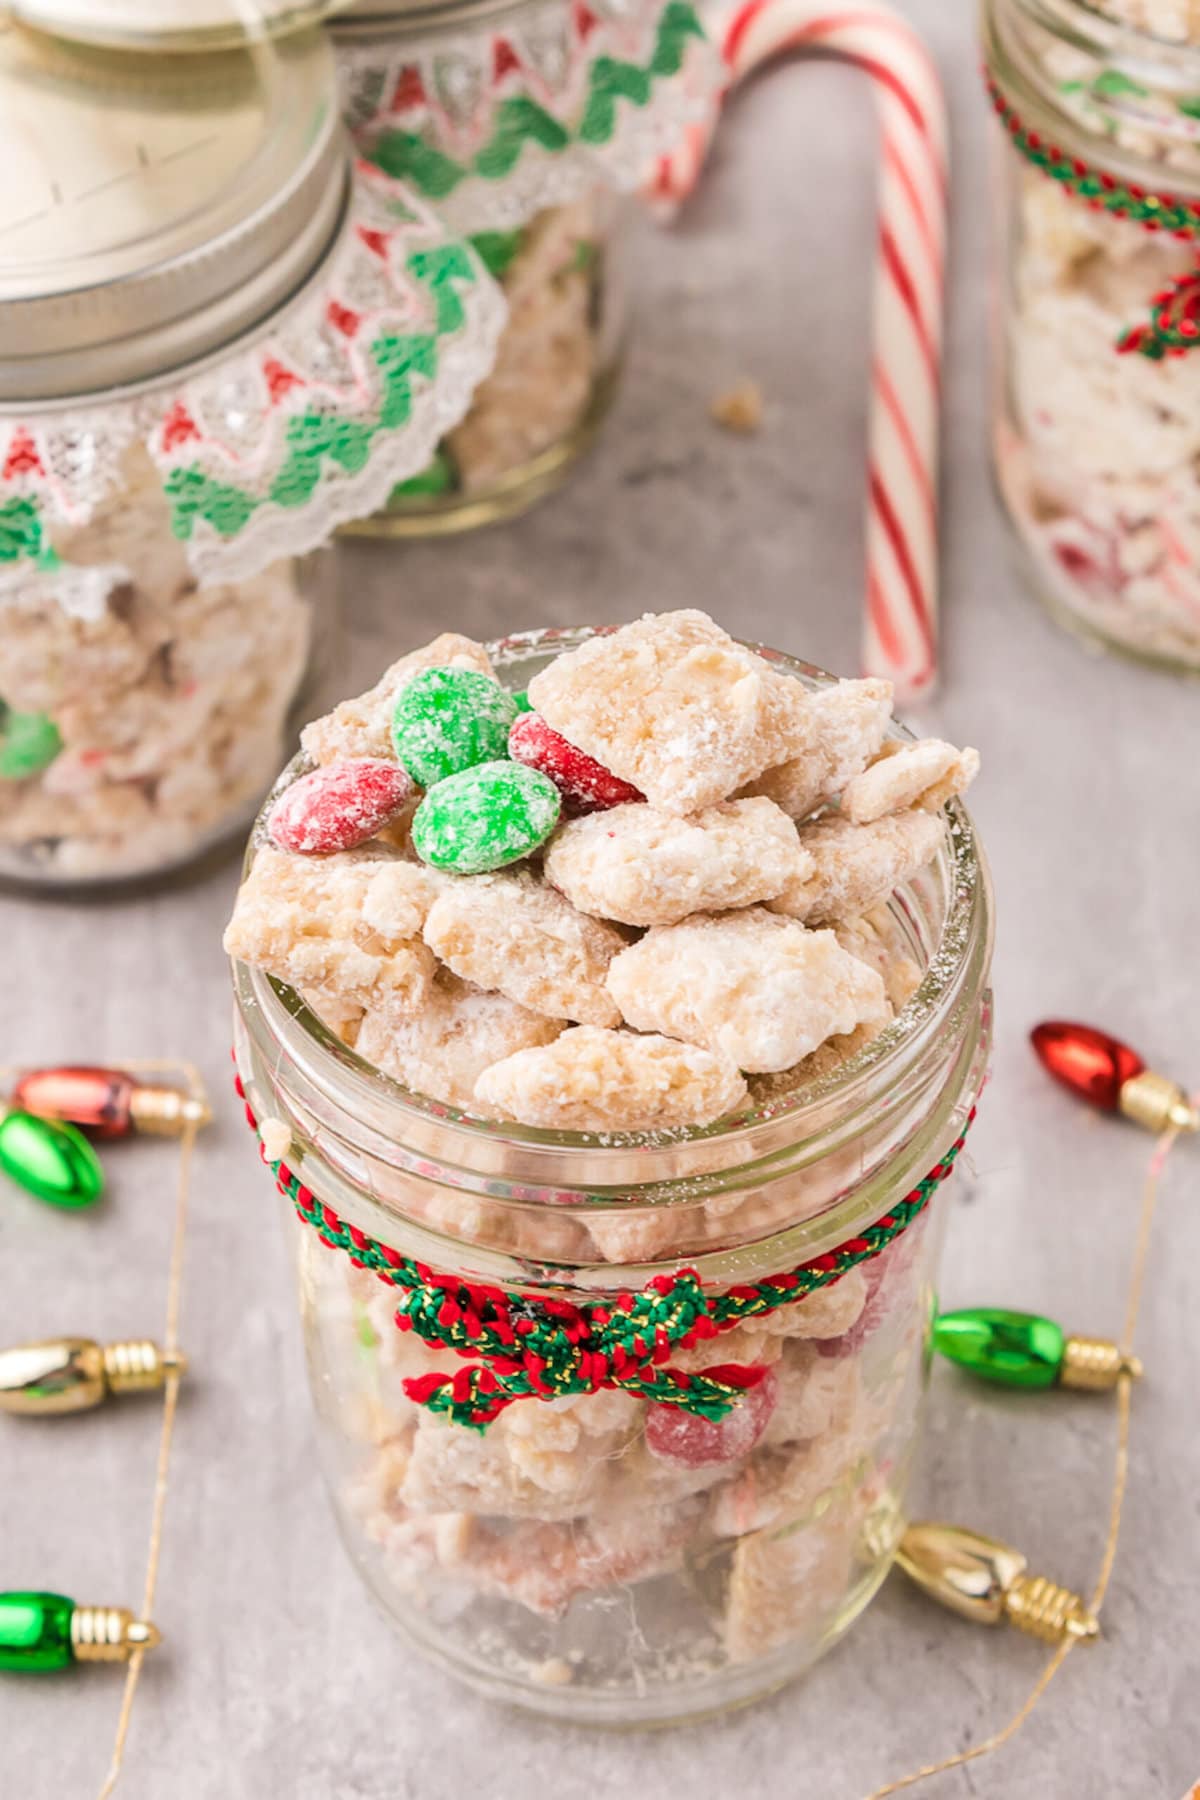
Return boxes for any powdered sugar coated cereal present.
[841,739,979,824]
[607,910,889,1074]
[770,810,945,925]
[543,796,812,927]
[474,1025,748,1132]
[526,611,815,814]
[742,677,893,819]
[423,870,626,1026]
[356,972,563,1111]
[223,846,438,1021]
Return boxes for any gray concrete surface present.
[3,5,1198,1794]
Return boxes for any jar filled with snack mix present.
[0,22,506,887]
[331,0,717,532]
[986,0,1200,671]
[228,617,992,1721]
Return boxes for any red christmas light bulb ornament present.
[1030,1022,1143,1113]
[1030,1022,1197,1135]
[12,1067,210,1140]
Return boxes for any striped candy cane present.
[651,2,947,701]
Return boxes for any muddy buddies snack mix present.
[987,0,1200,667]
[0,451,322,883]
[228,612,986,1716]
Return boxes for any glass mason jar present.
[986,0,1200,672]
[0,27,344,889]
[329,0,695,534]
[230,631,994,1724]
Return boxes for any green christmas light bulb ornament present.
[0,1111,104,1208]
[933,1307,1141,1392]
[0,1592,159,1671]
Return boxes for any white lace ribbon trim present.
[0,159,508,608]
[336,0,720,233]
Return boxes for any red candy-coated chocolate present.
[268,758,414,855]
[1030,1020,1144,1113]
[644,1365,778,1468]
[508,712,644,815]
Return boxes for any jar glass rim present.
[988,0,1200,171]
[232,626,994,1199]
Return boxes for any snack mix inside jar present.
[0,21,509,888]
[987,0,1200,671]
[331,0,716,533]
[0,28,348,886]
[228,611,993,1721]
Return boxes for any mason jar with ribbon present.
[331,0,719,532]
[0,21,507,888]
[985,0,1200,673]
[230,629,994,1723]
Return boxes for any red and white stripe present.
[650,1,947,701]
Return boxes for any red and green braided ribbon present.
[239,1076,973,1432]
[987,72,1200,359]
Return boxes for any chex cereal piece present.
[761,1343,862,1447]
[508,711,645,814]
[423,870,625,1026]
[841,738,980,823]
[834,912,923,1011]
[401,1411,605,1522]
[543,797,811,928]
[724,1513,856,1662]
[770,810,945,926]
[742,677,893,819]
[223,846,438,1020]
[267,758,415,855]
[526,611,814,814]
[356,972,563,1111]
[607,911,888,1074]
[474,1026,748,1132]
[300,633,494,765]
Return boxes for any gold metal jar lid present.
[0,19,347,402]
[7,0,357,54]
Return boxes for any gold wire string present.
[93,1061,207,1800]
[860,1103,1191,1800]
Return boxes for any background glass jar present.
[328,0,704,534]
[986,0,1200,672]
[230,632,994,1724]
[0,27,345,889]
[341,188,629,537]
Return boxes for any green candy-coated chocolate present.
[0,1593,75,1672]
[0,709,62,779]
[469,228,525,281]
[413,760,561,874]
[392,668,518,788]
[0,1111,104,1209]
[389,449,456,502]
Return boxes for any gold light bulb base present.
[896,1523,1099,1646]
[1003,1574,1099,1645]
[1118,1069,1199,1136]
[129,1086,212,1136]
[1060,1335,1143,1392]
[70,1607,161,1663]
[0,1337,186,1415]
